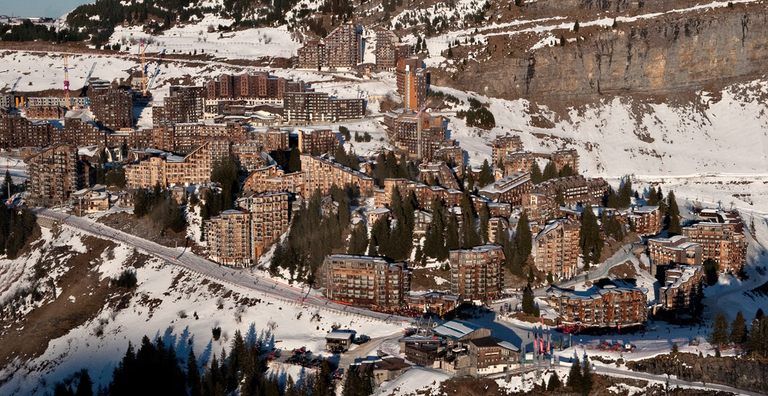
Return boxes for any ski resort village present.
[1,0,768,395]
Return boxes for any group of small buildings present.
[399,321,521,377]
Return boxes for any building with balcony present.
[533,219,581,280]
[320,255,409,310]
[547,279,647,330]
[449,245,504,302]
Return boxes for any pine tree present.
[348,225,369,255]
[479,204,490,243]
[530,161,543,184]
[187,349,202,396]
[75,370,93,396]
[514,212,532,268]
[731,311,748,345]
[667,190,682,235]
[547,371,561,391]
[521,282,538,316]
[581,354,593,395]
[711,313,730,346]
[445,212,461,251]
[618,176,633,208]
[580,205,603,267]
[542,161,558,181]
[424,199,447,260]
[567,354,583,390]
[478,159,495,187]
[703,258,719,286]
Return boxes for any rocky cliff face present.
[435,3,768,102]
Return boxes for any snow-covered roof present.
[326,329,356,340]
[433,320,478,339]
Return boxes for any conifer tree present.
[667,191,682,235]
[731,311,748,345]
[618,176,633,208]
[580,205,602,267]
[479,204,490,243]
[348,225,369,255]
[187,349,202,396]
[445,212,461,251]
[542,161,558,181]
[711,313,730,346]
[530,161,543,184]
[514,212,532,267]
[704,258,719,286]
[547,371,561,391]
[478,159,495,187]
[567,354,583,390]
[581,354,593,395]
[522,282,538,316]
[75,370,93,396]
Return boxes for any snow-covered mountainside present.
[0,225,402,395]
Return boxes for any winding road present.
[33,208,415,326]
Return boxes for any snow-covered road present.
[33,208,415,326]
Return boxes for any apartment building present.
[297,39,326,69]
[551,149,579,174]
[384,112,451,160]
[478,172,532,206]
[375,177,463,209]
[320,255,409,310]
[0,109,53,148]
[533,219,581,280]
[248,129,290,152]
[25,96,90,108]
[25,105,66,120]
[648,235,702,275]
[205,209,252,267]
[522,191,557,223]
[151,122,245,154]
[532,175,609,207]
[301,154,375,197]
[449,245,505,302]
[283,92,365,123]
[396,57,428,112]
[467,337,520,375]
[419,161,460,190]
[682,222,747,274]
[491,134,523,166]
[627,206,662,236]
[502,151,536,176]
[26,144,81,206]
[237,192,290,258]
[59,111,109,147]
[375,30,409,69]
[242,164,304,196]
[90,88,133,131]
[297,128,338,155]
[296,23,362,69]
[153,86,205,125]
[125,140,230,188]
[205,73,305,101]
[547,280,647,330]
[658,265,704,313]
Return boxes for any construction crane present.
[63,55,72,109]
[146,49,166,92]
[139,39,149,97]
[10,77,23,108]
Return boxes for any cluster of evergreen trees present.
[270,148,302,174]
[333,145,360,171]
[579,204,602,268]
[566,354,594,395]
[270,188,354,284]
[371,151,418,187]
[133,184,186,233]
[0,20,84,42]
[0,206,37,259]
[529,161,575,185]
[711,309,768,357]
[497,212,532,276]
[367,188,416,261]
[456,98,495,130]
[54,330,337,396]
[421,192,493,263]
